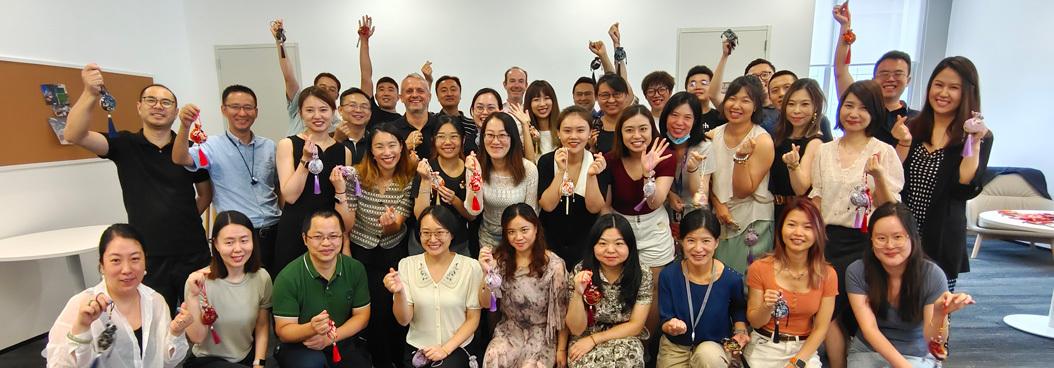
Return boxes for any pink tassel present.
[210,327,220,344]
[962,135,975,157]
[313,175,321,195]
[198,150,209,167]
[634,198,648,212]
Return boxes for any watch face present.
[795,359,807,368]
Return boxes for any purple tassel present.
[313,175,321,195]
[354,179,362,197]
[962,135,975,157]
[634,198,648,212]
[854,208,864,228]
[489,292,497,312]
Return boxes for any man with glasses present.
[65,64,212,316]
[833,3,919,146]
[271,19,343,135]
[641,71,674,127]
[708,39,781,132]
[272,209,372,367]
[391,73,439,160]
[434,75,477,153]
[172,85,282,275]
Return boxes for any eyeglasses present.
[875,71,908,80]
[420,230,450,240]
[224,104,257,112]
[597,92,625,101]
[687,80,710,88]
[751,71,774,80]
[644,87,670,97]
[141,96,176,109]
[305,234,343,243]
[341,103,371,111]
[473,104,499,112]
[873,233,909,248]
[484,133,510,142]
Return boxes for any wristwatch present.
[253,358,266,366]
[790,358,806,368]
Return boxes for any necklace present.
[683,260,718,342]
[780,264,807,280]
[225,132,257,185]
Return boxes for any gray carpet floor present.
[3,236,1052,367]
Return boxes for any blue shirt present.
[188,130,281,227]
[658,262,747,346]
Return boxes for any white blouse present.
[710,125,774,237]
[399,254,483,349]
[45,282,188,368]
[810,137,905,227]
[470,159,539,248]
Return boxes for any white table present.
[0,225,108,288]
[1003,314,1054,339]
[978,213,1054,339]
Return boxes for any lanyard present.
[225,132,257,185]
[684,261,717,342]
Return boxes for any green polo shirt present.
[272,254,370,326]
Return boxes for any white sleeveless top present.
[711,124,774,238]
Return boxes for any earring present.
[811,113,818,124]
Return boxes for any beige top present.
[810,137,904,227]
[710,124,774,237]
[399,253,483,348]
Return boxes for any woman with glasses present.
[465,112,539,250]
[592,74,633,154]
[465,88,504,156]
[411,116,476,256]
[334,87,374,165]
[846,203,974,368]
[385,206,484,368]
[274,86,354,273]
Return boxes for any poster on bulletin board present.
[0,57,153,166]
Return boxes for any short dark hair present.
[139,84,177,105]
[612,105,655,158]
[744,58,775,75]
[684,65,714,87]
[658,91,708,147]
[297,86,337,111]
[596,73,629,94]
[418,205,462,246]
[222,84,257,104]
[679,208,722,241]
[472,88,504,111]
[208,210,262,279]
[770,70,798,83]
[873,50,913,77]
[835,80,886,137]
[377,76,398,90]
[98,224,146,264]
[339,87,369,104]
[435,75,462,93]
[313,72,341,90]
[641,71,675,91]
[720,76,767,125]
[573,77,596,91]
[301,208,345,234]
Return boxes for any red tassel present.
[210,328,221,344]
[860,212,869,233]
[472,197,481,211]
[332,343,341,362]
[198,150,209,167]
[845,48,851,64]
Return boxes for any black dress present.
[537,151,604,271]
[273,136,347,271]
[902,134,993,280]
[769,136,823,220]
[408,159,470,256]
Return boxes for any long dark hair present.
[678,208,722,240]
[835,80,886,137]
[479,112,527,184]
[720,75,766,125]
[658,91,708,148]
[773,78,826,147]
[611,105,655,158]
[864,202,927,324]
[98,224,146,264]
[495,203,549,280]
[208,210,262,279]
[580,214,642,312]
[773,198,829,289]
[908,56,983,147]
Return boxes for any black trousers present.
[275,337,371,368]
[352,242,410,368]
[144,251,211,317]
[183,348,254,368]
[255,223,280,277]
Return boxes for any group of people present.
[45,4,992,368]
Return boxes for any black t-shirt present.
[699,109,726,134]
[390,113,440,159]
[409,159,469,243]
[874,101,920,146]
[592,116,616,154]
[340,130,371,165]
[101,130,210,256]
[537,151,607,270]
[437,110,479,156]
[370,97,402,127]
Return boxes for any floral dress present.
[566,262,653,368]
[484,252,568,367]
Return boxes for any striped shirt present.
[349,181,414,249]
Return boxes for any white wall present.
[946,0,1053,189]
[0,0,194,349]
[180,0,818,135]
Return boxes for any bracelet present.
[733,328,748,335]
[897,142,912,148]
[589,335,598,345]
[613,47,627,63]
[335,191,346,195]
[787,162,800,171]
[733,153,751,162]
[686,166,699,173]
[66,330,91,344]
[300,159,310,167]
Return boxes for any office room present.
[1,0,1051,367]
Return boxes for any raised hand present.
[736,138,757,157]
[465,152,480,173]
[608,22,621,47]
[329,165,346,189]
[573,270,593,295]
[833,2,851,27]
[782,143,801,167]
[357,15,374,40]
[478,246,496,274]
[421,61,433,81]
[185,269,210,298]
[686,151,707,173]
[641,138,673,173]
[864,154,884,179]
[379,206,397,227]
[587,153,607,176]
[80,64,105,96]
[588,40,607,57]
[416,158,432,179]
[891,115,911,145]
[721,39,733,57]
[934,291,975,315]
[507,101,531,124]
[178,104,201,128]
[663,318,688,336]
[270,19,285,42]
[406,130,423,151]
[74,293,111,332]
[762,289,781,309]
[301,139,316,163]
[384,267,404,293]
[555,148,569,172]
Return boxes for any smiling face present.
[214,223,253,271]
[504,215,537,254]
[303,215,343,264]
[874,58,911,103]
[681,227,718,267]
[747,63,775,90]
[221,91,258,134]
[483,117,511,159]
[558,114,590,153]
[685,74,712,104]
[722,88,756,125]
[644,84,671,113]
[768,74,796,107]
[137,86,177,128]
[927,67,963,117]
[665,103,694,140]
[419,214,452,257]
[620,114,653,154]
[784,89,816,128]
[573,83,596,110]
[781,209,817,254]
[433,123,463,160]
[530,93,554,120]
[400,77,431,114]
[339,92,372,127]
[871,215,912,268]
[504,68,527,103]
[371,131,402,171]
[300,95,334,133]
[838,93,871,133]
[597,83,627,117]
[436,79,462,111]
[314,76,339,102]
[375,81,399,110]
[101,237,146,294]
[472,93,500,128]
[594,228,629,269]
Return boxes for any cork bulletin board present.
[0,57,153,166]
